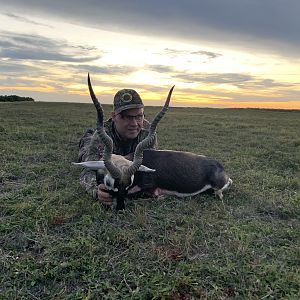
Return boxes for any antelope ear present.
[138,165,156,172]
[72,161,106,170]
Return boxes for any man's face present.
[112,108,144,140]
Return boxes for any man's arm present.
[78,129,101,198]
[78,129,112,204]
[79,168,98,199]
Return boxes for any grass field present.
[0,102,299,299]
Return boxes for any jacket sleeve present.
[78,130,105,199]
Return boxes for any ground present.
[0,102,299,299]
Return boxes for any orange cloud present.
[0,85,55,93]
[226,101,300,110]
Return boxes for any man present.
[78,88,156,206]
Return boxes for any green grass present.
[1,102,299,299]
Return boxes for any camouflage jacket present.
[78,118,156,199]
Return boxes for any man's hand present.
[97,184,113,206]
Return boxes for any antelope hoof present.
[215,190,223,200]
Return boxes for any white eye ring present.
[104,175,118,192]
[104,177,112,189]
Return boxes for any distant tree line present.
[0,95,35,102]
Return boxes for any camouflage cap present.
[113,89,144,114]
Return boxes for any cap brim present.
[115,104,144,114]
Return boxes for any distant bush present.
[0,95,35,102]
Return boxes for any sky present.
[0,0,300,109]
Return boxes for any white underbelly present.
[154,184,212,198]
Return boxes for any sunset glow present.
[0,1,299,109]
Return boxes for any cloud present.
[234,78,294,90]
[1,0,300,57]
[0,60,38,73]
[0,32,104,96]
[2,12,53,28]
[145,64,177,73]
[174,72,254,84]
[164,48,222,59]
[0,32,101,62]
[190,51,222,59]
[173,72,295,91]
[0,2,298,108]
[1,48,98,62]
[77,64,138,75]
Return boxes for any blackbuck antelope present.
[73,74,232,210]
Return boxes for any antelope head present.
[74,74,174,210]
